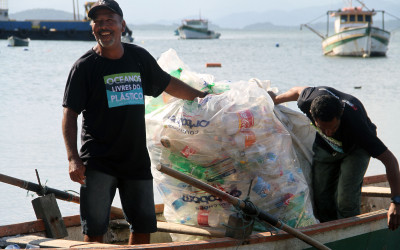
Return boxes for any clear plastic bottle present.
[196,208,233,228]
[158,183,186,211]
[231,130,257,149]
[160,134,222,166]
[25,244,39,249]
[231,144,277,165]
[221,109,256,135]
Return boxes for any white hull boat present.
[303,1,390,57]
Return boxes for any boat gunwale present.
[0,209,390,249]
[0,175,391,249]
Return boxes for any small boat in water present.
[178,19,221,39]
[7,36,30,46]
[1,174,399,249]
[302,0,390,57]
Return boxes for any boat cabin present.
[182,19,208,30]
[330,7,375,33]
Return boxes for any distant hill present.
[9,8,85,21]
[9,4,400,30]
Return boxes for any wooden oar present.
[0,172,225,237]
[0,173,80,204]
[156,164,331,250]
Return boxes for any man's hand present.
[69,158,86,185]
[267,90,277,104]
[388,203,400,230]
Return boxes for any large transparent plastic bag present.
[146,77,318,241]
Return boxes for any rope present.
[385,11,400,21]
[304,13,326,25]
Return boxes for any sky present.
[5,0,398,25]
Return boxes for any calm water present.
[1,28,400,225]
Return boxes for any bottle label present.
[181,146,197,158]
[236,110,255,130]
[241,130,256,147]
[197,209,210,226]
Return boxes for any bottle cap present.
[160,136,171,148]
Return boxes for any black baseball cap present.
[88,0,123,19]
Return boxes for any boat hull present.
[1,175,399,249]
[7,36,30,46]
[322,26,390,57]
[178,26,221,39]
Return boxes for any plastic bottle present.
[25,244,40,249]
[168,152,224,184]
[160,134,222,166]
[196,208,232,228]
[169,67,183,79]
[145,96,165,114]
[252,176,272,198]
[158,183,186,211]
[231,144,278,165]
[221,109,256,135]
[231,130,257,149]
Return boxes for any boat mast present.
[72,0,76,20]
[76,0,80,20]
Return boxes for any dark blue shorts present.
[80,168,157,236]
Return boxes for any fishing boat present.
[302,0,390,57]
[7,35,29,46]
[0,0,133,42]
[1,174,399,249]
[177,19,221,39]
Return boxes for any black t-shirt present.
[63,43,171,179]
[297,86,387,158]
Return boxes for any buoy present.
[275,43,280,47]
[206,63,222,68]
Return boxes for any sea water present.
[1,28,399,225]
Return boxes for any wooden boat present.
[302,1,390,57]
[1,174,399,249]
[7,36,30,47]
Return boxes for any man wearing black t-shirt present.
[268,86,400,230]
[62,0,207,245]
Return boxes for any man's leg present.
[84,235,104,243]
[337,146,370,219]
[80,168,118,242]
[312,143,341,222]
[129,233,151,245]
[119,179,157,245]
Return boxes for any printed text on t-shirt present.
[104,72,144,108]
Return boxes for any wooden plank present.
[157,221,225,237]
[31,194,68,238]
[0,235,118,249]
[110,219,226,238]
[361,186,391,197]
[363,174,387,185]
